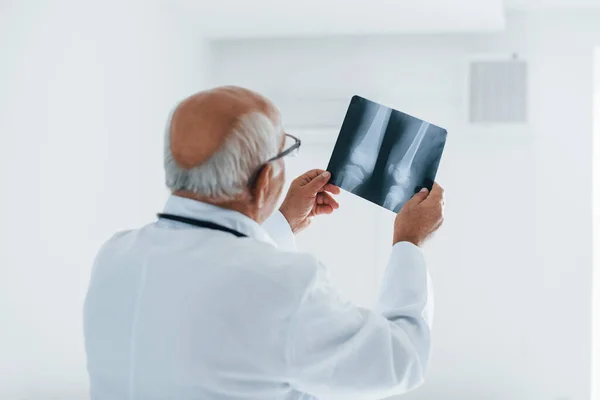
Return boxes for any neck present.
[173,190,260,222]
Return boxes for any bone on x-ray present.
[327,96,447,213]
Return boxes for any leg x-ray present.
[327,96,447,213]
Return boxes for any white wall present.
[2,4,598,399]
[593,47,600,400]
[0,2,207,398]
[209,12,599,400]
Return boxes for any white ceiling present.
[505,0,600,10]
[175,0,600,39]
[175,0,506,39]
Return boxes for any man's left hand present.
[279,169,341,234]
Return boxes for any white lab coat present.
[83,195,433,400]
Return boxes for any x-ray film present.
[327,96,447,213]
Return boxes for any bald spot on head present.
[169,86,279,169]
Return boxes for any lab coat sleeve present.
[286,242,432,400]
[262,211,296,251]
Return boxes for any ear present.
[251,163,273,208]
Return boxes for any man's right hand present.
[393,183,445,247]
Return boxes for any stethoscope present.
[157,213,247,238]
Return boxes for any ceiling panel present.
[175,0,505,38]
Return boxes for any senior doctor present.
[83,86,445,400]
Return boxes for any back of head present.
[164,86,283,201]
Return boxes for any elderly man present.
[83,86,444,400]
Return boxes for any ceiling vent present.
[469,56,528,123]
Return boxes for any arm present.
[285,182,444,399]
[286,242,432,399]
[264,169,340,251]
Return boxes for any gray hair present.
[164,111,284,200]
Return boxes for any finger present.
[317,192,340,209]
[322,183,341,195]
[314,204,334,215]
[305,170,332,193]
[296,169,325,186]
[428,182,445,201]
[422,185,444,210]
[404,187,429,207]
[325,192,340,209]
[434,214,445,230]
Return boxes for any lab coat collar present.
[162,195,278,247]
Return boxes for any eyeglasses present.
[267,133,301,162]
[248,133,301,187]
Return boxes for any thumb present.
[406,187,429,206]
[305,171,331,194]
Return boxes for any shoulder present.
[89,228,141,276]
[95,229,136,258]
